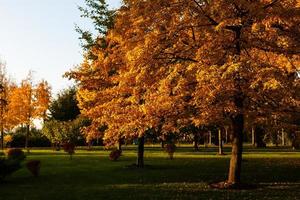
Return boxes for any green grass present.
[1,145,300,200]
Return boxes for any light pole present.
[0,84,7,150]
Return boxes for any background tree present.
[34,80,51,121]
[76,0,116,58]
[42,120,85,149]
[0,61,9,150]
[9,126,50,148]
[7,73,51,151]
[43,87,89,148]
[48,87,80,121]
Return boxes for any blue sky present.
[0,0,121,94]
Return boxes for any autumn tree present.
[0,63,24,149]
[69,0,300,179]
[108,0,299,186]
[21,75,34,151]
[0,61,9,150]
[8,73,51,151]
[35,80,51,121]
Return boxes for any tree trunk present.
[225,127,228,144]
[56,143,61,151]
[136,136,144,168]
[282,128,285,146]
[227,113,244,184]
[255,126,266,148]
[87,141,92,151]
[194,133,199,151]
[25,123,30,153]
[0,125,3,150]
[161,140,165,149]
[276,131,279,147]
[52,143,55,151]
[209,131,212,145]
[227,26,244,186]
[0,105,4,150]
[251,127,255,146]
[118,139,122,152]
[218,129,224,155]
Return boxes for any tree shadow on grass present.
[1,156,300,200]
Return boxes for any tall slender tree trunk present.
[282,128,285,146]
[0,123,3,150]
[118,139,122,153]
[136,136,144,168]
[218,128,224,155]
[225,126,228,144]
[87,141,92,151]
[227,26,244,186]
[251,127,255,146]
[209,131,212,145]
[276,131,279,147]
[227,113,244,184]
[0,127,3,150]
[194,133,199,151]
[25,123,30,153]
[0,104,4,150]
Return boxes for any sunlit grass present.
[0,145,300,200]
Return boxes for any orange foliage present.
[68,0,300,149]
[5,74,51,130]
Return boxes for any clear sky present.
[0,0,121,94]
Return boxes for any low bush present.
[109,149,122,161]
[5,148,26,161]
[165,143,176,160]
[0,158,22,181]
[4,135,13,147]
[292,139,300,149]
[26,160,41,177]
[9,126,52,148]
[63,142,76,159]
[0,149,26,181]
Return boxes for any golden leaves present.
[5,76,51,130]
[68,0,300,145]
[263,79,283,90]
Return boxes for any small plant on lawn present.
[165,143,176,160]
[4,135,13,148]
[5,148,26,161]
[292,133,300,150]
[63,142,75,160]
[26,160,41,177]
[0,149,26,181]
[109,149,122,161]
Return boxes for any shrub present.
[5,148,26,161]
[26,160,41,177]
[0,149,26,181]
[4,135,13,147]
[63,142,75,159]
[0,158,22,181]
[165,143,176,160]
[109,149,122,161]
[9,127,51,148]
[292,139,300,149]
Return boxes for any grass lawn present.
[1,145,300,200]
